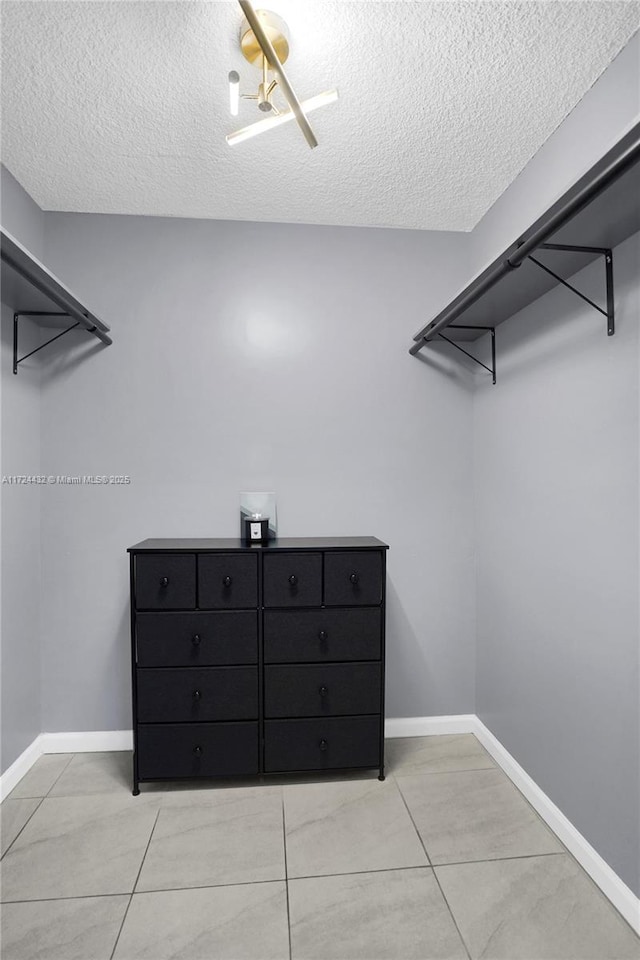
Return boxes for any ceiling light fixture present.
[229,70,240,116]
[226,90,339,147]
[226,2,338,149]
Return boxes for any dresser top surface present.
[128,537,388,553]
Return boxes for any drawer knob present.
[288,574,298,586]
[319,739,328,752]
[349,572,359,585]
[192,634,201,646]
[318,630,328,642]
[193,745,202,757]
[319,685,328,697]
[222,576,233,588]
[160,576,169,588]
[193,690,201,701]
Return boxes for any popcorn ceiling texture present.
[1,1,638,231]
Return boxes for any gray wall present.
[37,213,476,733]
[471,31,640,897]
[470,30,640,275]
[1,31,638,902]
[475,233,640,896]
[1,167,44,259]
[1,166,45,771]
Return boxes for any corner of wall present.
[1,164,45,259]
[469,30,640,278]
[0,171,45,773]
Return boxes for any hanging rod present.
[410,120,640,353]
[1,227,112,346]
[420,243,613,384]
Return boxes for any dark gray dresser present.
[127,537,388,794]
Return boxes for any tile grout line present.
[390,758,577,886]
[387,746,566,859]
[433,851,566,868]
[2,753,77,806]
[0,753,75,812]
[109,894,133,957]
[132,806,163,895]
[109,806,161,960]
[391,779,433,869]
[0,797,45,862]
[6,749,636,942]
[395,778,473,960]
[43,752,77,798]
[391,761,564,858]
[1,877,289,906]
[285,864,431,883]
[1,871,434,907]
[389,763,498,779]
[430,865,474,960]
[485,762,570,851]
[282,793,293,960]
[0,853,573,906]
[3,891,136,906]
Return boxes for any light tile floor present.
[0,735,638,960]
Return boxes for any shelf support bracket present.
[13,312,82,375]
[529,244,614,336]
[436,324,496,385]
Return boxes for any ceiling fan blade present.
[237,0,318,149]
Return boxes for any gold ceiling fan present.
[227,1,338,148]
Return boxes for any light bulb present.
[228,71,240,116]
[226,89,338,146]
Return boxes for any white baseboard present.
[2,717,638,933]
[0,730,132,799]
[0,735,45,801]
[472,717,640,935]
[384,715,476,738]
[42,730,133,754]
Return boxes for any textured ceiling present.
[1,1,638,231]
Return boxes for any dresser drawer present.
[324,551,383,606]
[264,662,381,718]
[137,722,259,779]
[135,554,195,610]
[263,553,322,607]
[264,608,381,663]
[198,554,258,609]
[137,667,258,722]
[264,716,380,772]
[136,612,257,667]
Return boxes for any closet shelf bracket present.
[13,312,86,375]
[435,325,497,385]
[528,244,614,336]
[2,226,112,376]
[409,122,638,383]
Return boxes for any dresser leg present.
[378,769,385,781]
[133,784,140,796]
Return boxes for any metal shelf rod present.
[1,228,112,346]
[411,121,640,349]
